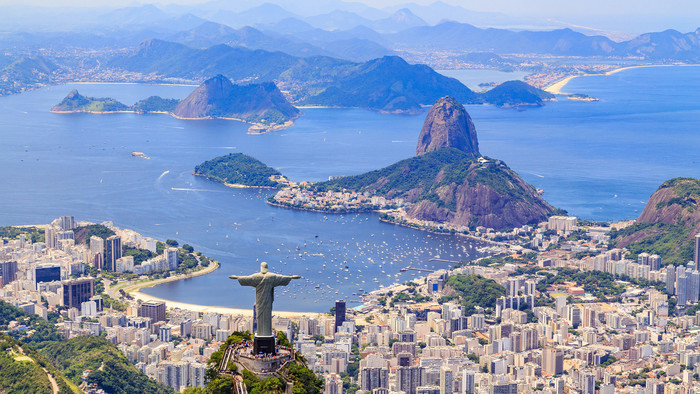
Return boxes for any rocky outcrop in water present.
[172,74,300,129]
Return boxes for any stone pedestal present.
[254,335,276,355]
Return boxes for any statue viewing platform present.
[220,339,294,376]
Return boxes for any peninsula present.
[265,96,555,231]
[51,75,301,133]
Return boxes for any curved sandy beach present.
[545,64,699,95]
[120,261,320,318]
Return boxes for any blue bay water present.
[0,68,699,311]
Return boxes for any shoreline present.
[119,260,320,318]
[192,173,282,189]
[52,108,296,133]
[545,64,700,95]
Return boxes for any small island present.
[194,153,291,188]
[51,75,301,133]
[567,93,600,102]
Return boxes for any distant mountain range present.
[110,39,552,113]
[1,1,700,64]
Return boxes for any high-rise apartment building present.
[397,366,423,394]
[63,278,94,309]
[360,367,389,391]
[59,216,75,231]
[165,247,179,270]
[45,226,57,249]
[138,301,166,323]
[90,236,104,269]
[543,347,564,375]
[335,299,346,332]
[0,260,18,285]
[104,235,122,271]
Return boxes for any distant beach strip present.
[545,64,699,95]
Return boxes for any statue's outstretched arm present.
[291,275,301,279]
[229,275,239,280]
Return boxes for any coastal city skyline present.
[2,1,700,393]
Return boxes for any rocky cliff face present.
[404,156,553,230]
[173,74,234,118]
[637,178,700,231]
[172,74,300,127]
[416,96,479,156]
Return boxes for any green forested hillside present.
[40,336,173,394]
[0,334,76,394]
[195,153,284,187]
[442,274,506,315]
[613,178,700,266]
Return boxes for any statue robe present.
[237,272,294,337]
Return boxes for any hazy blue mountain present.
[201,3,299,28]
[480,80,554,107]
[302,56,479,113]
[236,3,297,24]
[287,25,388,49]
[619,29,700,60]
[383,1,517,26]
[320,38,396,62]
[304,10,374,31]
[98,5,206,31]
[388,22,617,56]
[110,40,553,112]
[109,39,304,81]
[256,17,315,34]
[168,22,330,57]
[371,8,427,33]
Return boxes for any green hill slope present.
[195,153,286,187]
[40,336,173,394]
[316,148,553,230]
[0,334,76,394]
[613,177,700,265]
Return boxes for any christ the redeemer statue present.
[229,262,301,351]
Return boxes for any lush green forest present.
[440,274,506,315]
[40,336,173,394]
[52,90,179,114]
[612,222,694,266]
[316,148,535,206]
[195,153,283,187]
[612,177,700,266]
[0,334,76,394]
[0,301,63,345]
[132,96,181,112]
[73,224,115,244]
[316,148,474,195]
[1,302,169,393]
[480,80,554,107]
[0,225,44,243]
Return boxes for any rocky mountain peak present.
[416,96,479,157]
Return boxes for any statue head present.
[260,262,268,274]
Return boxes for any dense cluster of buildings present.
[5,215,700,393]
[271,187,405,212]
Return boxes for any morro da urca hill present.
[416,96,479,156]
[613,177,700,265]
[318,97,554,230]
[172,74,300,132]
